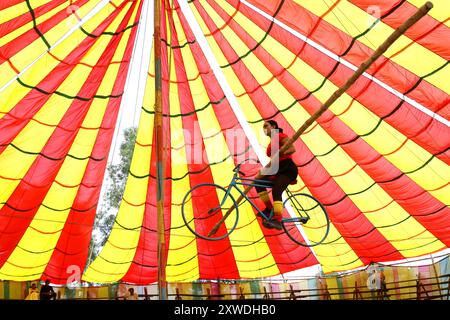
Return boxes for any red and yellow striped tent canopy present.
[0,0,449,285]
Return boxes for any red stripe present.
[0,0,90,64]
[1,108,117,130]
[226,0,450,164]
[349,0,450,61]
[209,0,450,250]
[203,0,241,37]
[179,2,318,276]
[196,0,407,265]
[0,0,25,11]
[0,1,129,157]
[122,0,173,284]
[48,51,129,68]
[168,6,241,281]
[0,0,66,39]
[0,172,100,189]
[120,98,162,284]
[42,1,143,285]
[238,0,450,121]
[0,3,136,271]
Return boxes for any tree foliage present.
[88,127,137,261]
[104,127,137,211]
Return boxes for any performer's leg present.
[254,176,274,212]
[271,174,293,222]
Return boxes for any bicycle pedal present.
[299,216,309,224]
[257,208,271,219]
[262,219,282,230]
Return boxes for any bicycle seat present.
[267,177,297,185]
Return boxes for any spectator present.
[124,288,139,300]
[25,283,39,300]
[40,280,57,300]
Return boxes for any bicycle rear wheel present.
[282,193,330,247]
[181,183,238,241]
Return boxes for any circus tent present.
[0,0,449,286]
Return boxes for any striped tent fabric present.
[0,0,143,283]
[83,0,317,284]
[0,0,449,285]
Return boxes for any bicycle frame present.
[220,170,295,222]
[182,162,328,245]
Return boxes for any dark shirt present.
[40,285,56,300]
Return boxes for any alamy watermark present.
[169,125,281,175]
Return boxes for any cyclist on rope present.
[256,120,298,230]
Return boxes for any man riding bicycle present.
[256,120,298,230]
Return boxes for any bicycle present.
[181,159,330,247]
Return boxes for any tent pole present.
[208,1,433,237]
[154,0,168,300]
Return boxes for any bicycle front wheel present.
[181,183,238,241]
[282,193,330,247]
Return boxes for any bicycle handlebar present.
[232,157,260,173]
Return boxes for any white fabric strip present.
[240,0,450,127]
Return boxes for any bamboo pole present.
[155,0,168,300]
[208,1,433,237]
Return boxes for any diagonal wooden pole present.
[208,1,433,237]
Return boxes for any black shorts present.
[255,159,298,201]
[272,158,298,181]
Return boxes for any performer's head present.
[263,120,283,137]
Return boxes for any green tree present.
[104,127,137,211]
[88,127,137,261]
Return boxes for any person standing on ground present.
[40,279,57,300]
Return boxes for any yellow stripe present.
[216,0,449,205]
[82,46,154,283]
[256,0,446,257]
[311,98,447,257]
[82,125,151,282]
[0,7,139,280]
[407,0,450,26]
[0,1,71,47]
[0,96,82,212]
[166,49,200,282]
[0,6,132,211]
[0,0,67,91]
[184,6,282,278]
[188,1,268,155]
[226,1,445,257]
[0,0,52,25]
[0,0,105,90]
[0,1,125,117]
[195,0,449,270]
[195,0,364,273]
[291,0,449,94]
